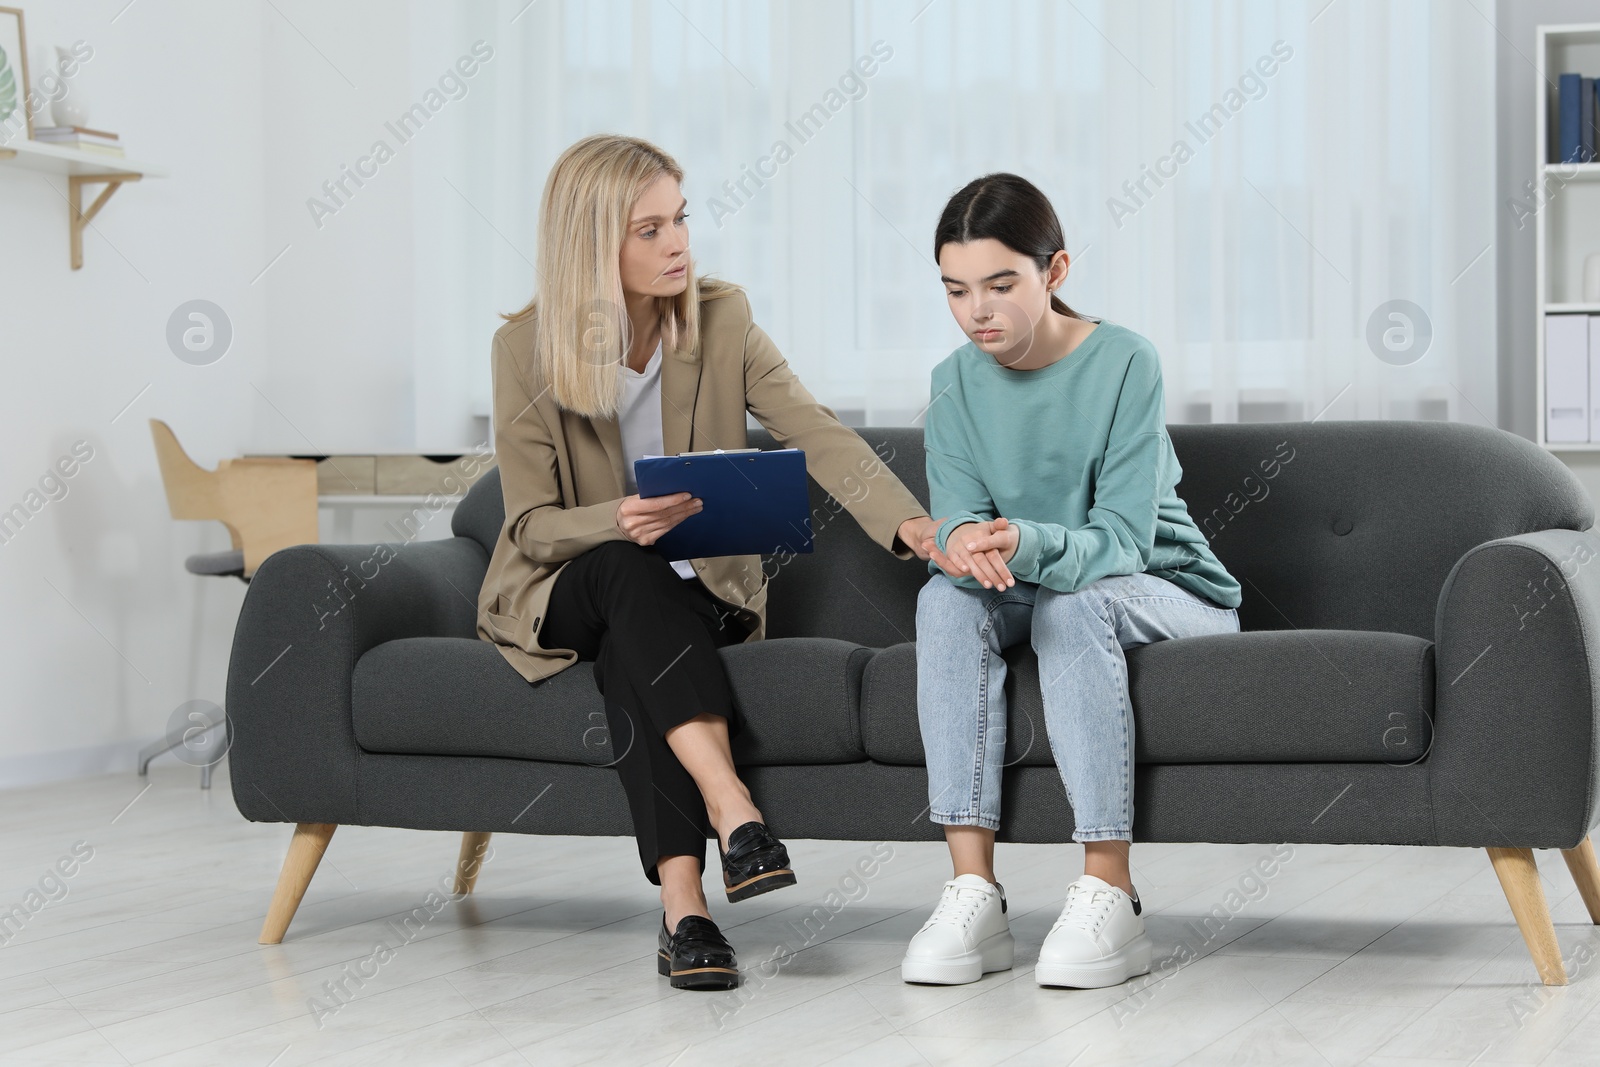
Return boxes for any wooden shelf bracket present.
[68,171,143,270]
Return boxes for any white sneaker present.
[901,873,1015,985]
[1034,875,1152,988]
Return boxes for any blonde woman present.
[478,134,940,991]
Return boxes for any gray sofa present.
[226,420,1600,985]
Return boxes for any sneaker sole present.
[901,929,1015,985]
[1034,933,1153,989]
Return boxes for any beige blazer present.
[477,287,929,685]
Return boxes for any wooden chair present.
[148,419,318,578]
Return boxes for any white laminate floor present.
[2,766,1599,1065]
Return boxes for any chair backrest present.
[150,418,224,521]
[149,420,320,576]
[453,420,1593,645]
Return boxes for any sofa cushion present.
[860,629,1434,766]
[352,635,873,766]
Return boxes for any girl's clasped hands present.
[923,516,1021,590]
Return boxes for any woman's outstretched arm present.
[738,300,929,558]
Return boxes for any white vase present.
[50,97,87,127]
[48,46,87,128]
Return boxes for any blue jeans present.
[915,569,1241,842]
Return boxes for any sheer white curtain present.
[412,0,1496,435]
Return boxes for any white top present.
[619,341,697,580]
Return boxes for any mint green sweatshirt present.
[925,320,1242,608]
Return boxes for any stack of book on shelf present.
[32,125,124,157]
[1545,313,1600,443]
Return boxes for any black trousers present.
[542,540,750,885]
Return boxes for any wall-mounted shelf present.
[0,139,168,270]
[1543,162,1600,182]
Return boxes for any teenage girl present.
[901,173,1243,989]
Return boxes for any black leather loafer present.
[720,820,798,902]
[657,913,739,990]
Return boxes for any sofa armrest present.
[225,537,488,825]
[1432,527,1600,848]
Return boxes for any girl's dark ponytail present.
[934,173,1085,321]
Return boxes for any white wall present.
[259,3,417,455]
[0,1,469,788]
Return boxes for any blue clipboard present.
[633,448,813,560]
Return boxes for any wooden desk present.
[245,453,494,497]
[244,453,495,543]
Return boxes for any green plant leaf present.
[0,44,17,124]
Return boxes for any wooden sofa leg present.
[1488,847,1567,986]
[1561,836,1600,925]
[455,832,492,896]
[259,822,337,945]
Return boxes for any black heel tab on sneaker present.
[1130,888,1142,916]
[995,882,1007,914]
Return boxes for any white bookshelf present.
[0,138,168,270]
[1535,24,1600,451]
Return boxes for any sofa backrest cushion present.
[748,426,929,646]
[1166,420,1590,640]
[452,465,505,561]
[454,420,1592,645]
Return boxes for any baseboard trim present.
[0,739,155,790]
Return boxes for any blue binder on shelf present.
[633,447,813,561]
[1560,73,1585,163]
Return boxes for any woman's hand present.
[615,492,702,545]
[925,518,1019,589]
[896,514,942,560]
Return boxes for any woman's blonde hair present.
[503,134,737,418]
